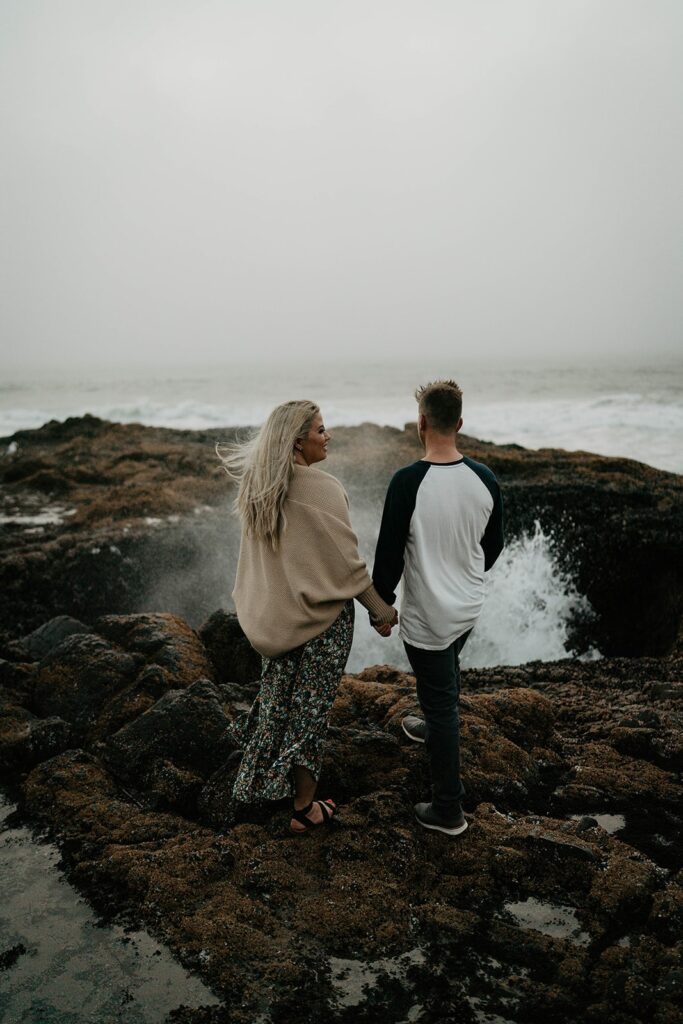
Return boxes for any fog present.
[1,1,681,371]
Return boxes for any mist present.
[1,0,681,373]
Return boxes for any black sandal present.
[290,799,336,832]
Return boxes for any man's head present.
[415,379,463,442]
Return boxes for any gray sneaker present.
[401,715,426,743]
[414,802,468,837]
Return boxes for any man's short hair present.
[415,380,463,432]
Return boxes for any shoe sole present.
[415,813,468,837]
[401,721,426,744]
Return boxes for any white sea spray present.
[347,521,596,672]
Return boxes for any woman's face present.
[297,412,330,465]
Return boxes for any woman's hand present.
[373,608,398,637]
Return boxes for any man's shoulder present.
[462,456,500,492]
[389,460,431,489]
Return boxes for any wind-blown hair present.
[216,400,319,549]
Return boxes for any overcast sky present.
[1,0,681,370]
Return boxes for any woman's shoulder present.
[288,465,348,508]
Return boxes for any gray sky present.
[1,0,681,370]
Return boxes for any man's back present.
[373,455,503,650]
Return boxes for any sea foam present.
[346,522,595,673]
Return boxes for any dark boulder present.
[102,677,237,787]
[198,609,261,685]
[0,699,71,772]
[94,613,214,688]
[21,615,93,660]
[33,633,141,739]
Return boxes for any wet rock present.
[0,659,35,705]
[103,678,236,787]
[32,633,141,740]
[94,613,214,688]
[197,752,243,829]
[13,642,681,1024]
[0,700,71,772]
[554,742,680,810]
[515,829,601,864]
[198,609,261,686]
[21,615,93,660]
[146,759,205,815]
[648,880,683,944]
[0,943,27,971]
[4,606,681,1024]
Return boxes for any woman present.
[219,400,397,833]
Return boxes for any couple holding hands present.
[221,379,503,837]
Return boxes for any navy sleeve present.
[481,484,504,570]
[372,462,429,604]
[463,457,504,571]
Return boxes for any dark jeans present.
[403,630,470,819]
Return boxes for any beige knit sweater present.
[233,464,395,658]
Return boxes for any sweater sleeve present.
[356,584,396,624]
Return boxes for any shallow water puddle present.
[502,897,590,946]
[570,812,626,834]
[0,505,76,527]
[329,947,426,1009]
[0,794,219,1024]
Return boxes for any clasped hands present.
[372,607,398,638]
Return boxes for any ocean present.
[2,357,681,671]
[2,358,682,474]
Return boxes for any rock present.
[103,678,237,787]
[21,615,93,660]
[0,659,36,705]
[145,759,205,815]
[0,943,27,971]
[198,609,261,686]
[0,699,71,772]
[32,633,141,740]
[20,741,674,1024]
[94,613,214,688]
[197,751,243,828]
[1,416,681,657]
[4,609,681,1024]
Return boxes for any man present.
[372,380,504,836]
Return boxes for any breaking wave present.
[346,522,597,672]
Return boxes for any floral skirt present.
[231,602,355,804]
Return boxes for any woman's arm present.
[356,584,398,625]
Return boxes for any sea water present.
[1,357,682,473]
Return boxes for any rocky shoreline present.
[1,416,682,1022]
[0,610,681,1023]
[1,415,682,656]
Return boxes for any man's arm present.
[481,482,504,571]
[372,464,427,604]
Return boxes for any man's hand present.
[373,608,398,637]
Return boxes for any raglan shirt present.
[372,457,504,651]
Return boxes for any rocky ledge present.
[1,611,681,1024]
[1,415,682,657]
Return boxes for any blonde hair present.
[216,400,319,549]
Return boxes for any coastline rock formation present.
[1,610,681,1023]
[1,415,682,656]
